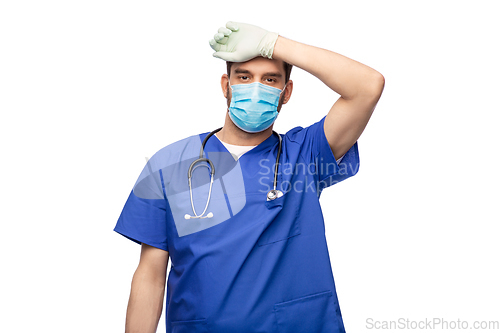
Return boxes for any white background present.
[1,1,499,332]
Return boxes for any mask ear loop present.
[226,82,233,112]
[277,82,287,108]
[281,82,287,94]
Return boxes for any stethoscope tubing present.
[186,128,282,219]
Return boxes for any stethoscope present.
[184,127,283,219]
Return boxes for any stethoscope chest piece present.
[267,189,283,201]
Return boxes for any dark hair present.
[226,60,293,83]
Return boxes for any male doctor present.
[115,21,384,333]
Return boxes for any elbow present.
[356,73,384,100]
[371,72,385,96]
[357,72,385,104]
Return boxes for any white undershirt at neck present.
[215,134,257,160]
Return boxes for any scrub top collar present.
[202,129,280,156]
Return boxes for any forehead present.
[230,57,285,76]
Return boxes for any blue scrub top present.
[114,116,360,333]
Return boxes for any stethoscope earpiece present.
[184,212,213,220]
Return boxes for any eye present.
[265,78,276,83]
[238,76,249,80]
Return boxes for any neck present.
[217,113,273,146]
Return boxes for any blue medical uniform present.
[114,116,360,333]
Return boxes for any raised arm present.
[209,21,384,160]
[272,36,385,160]
[125,243,169,333]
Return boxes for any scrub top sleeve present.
[288,116,360,191]
[114,158,170,252]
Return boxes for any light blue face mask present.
[228,82,285,133]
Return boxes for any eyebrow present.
[233,68,283,77]
[234,68,251,74]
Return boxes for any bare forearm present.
[125,268,166,333]
[273,36,383,99]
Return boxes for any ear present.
[282,80,293,105]
[221,74,229,98]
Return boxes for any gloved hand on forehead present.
[209,21,279,62]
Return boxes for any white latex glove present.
[209,21,279,62]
